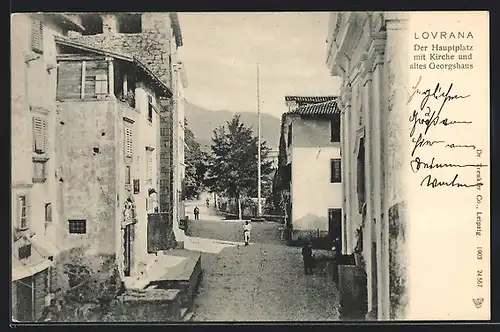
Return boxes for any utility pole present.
[257,63,262,217]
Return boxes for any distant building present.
[274,96,343,242]
[264,148,279,169]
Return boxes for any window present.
[33,117,48,154]
[331,158,341,183]
[17,195,28,230]
[148,95,154,123]
[18,244,32,260]
[33,160,47,182]
[117,14,142,33]
[68,220,86,234]
[125,166,131,185]
[146,149,153,183]
[287,123,292,146]
[31,19,43,54]
[45,203,52,223]
[331,114,341,143]
[95,74,109,96]
[124,123,133,158]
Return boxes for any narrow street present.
[185,199,340,322]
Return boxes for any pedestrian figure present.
[40,299,60,322]
[206,198,210,208]
[243,220,252,245]
[301,240,314,275]
[194,206,200,220]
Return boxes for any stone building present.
[11,12,187,321]
[274,96,343,243]
[325,12,409,320]
[11,13,85,322]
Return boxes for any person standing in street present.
[194,206,200,220]
[301,240,314,275]
[243,220,252,245]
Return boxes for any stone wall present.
[56,99,118,255]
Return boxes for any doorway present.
[328,208,342,246]
[123,224,133,277]
[16,277,33,321]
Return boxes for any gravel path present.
[189,219,340,322]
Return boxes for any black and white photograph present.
[10,11,490,323]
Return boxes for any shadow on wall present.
[293,213,328,231]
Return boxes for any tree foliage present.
[205,115,274,216]
[184,119,207,200]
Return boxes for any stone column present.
[360,53,375,314]
[107,57,114,97]
[339,84,352,254]
[368,31,387,320]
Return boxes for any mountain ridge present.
[184,102,281,151]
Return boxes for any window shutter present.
[33,117,48,154]
[124,126,133,158]
[31,19,43,53]
[95,74,109,95]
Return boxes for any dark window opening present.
[18,244,32,260]
[357,138,366,212]
[331,158,341,183]
[68,220,87,234]
[81,14,103,35]
[148,95,154,122]
[331,114,341,142]
[45,203,52,223]
[117,14,142,33]
[287,123,292,147]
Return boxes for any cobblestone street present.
[186,204,340,322]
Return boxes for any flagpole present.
[257,63,262,217]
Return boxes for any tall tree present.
[184,119,207,200]
[206,115,274,219]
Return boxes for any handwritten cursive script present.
[411,133,444,157]
[407,76,471,112]
[410,157,488,173]
[420,174,482,189]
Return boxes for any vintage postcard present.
[11,11,490,323]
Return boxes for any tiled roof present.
[284,96,337,103]
[287,100,341,116]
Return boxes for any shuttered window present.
[18,195,28,230]
[32,117,48,154]
[31,19,43,54]
[124,166,131,185]
[331,158,341,183]
[124,124,133,158]
[95,74,109,95]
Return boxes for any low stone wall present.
[290,229,332,249]
[149,254,202,310]
[109,289,182,322]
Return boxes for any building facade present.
[11,13,85,322]
[325,12,409,320]
[275,96,343,243]
[11,12,186,321]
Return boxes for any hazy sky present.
[177,12,341,118]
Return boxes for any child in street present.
[243,220,252,245]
